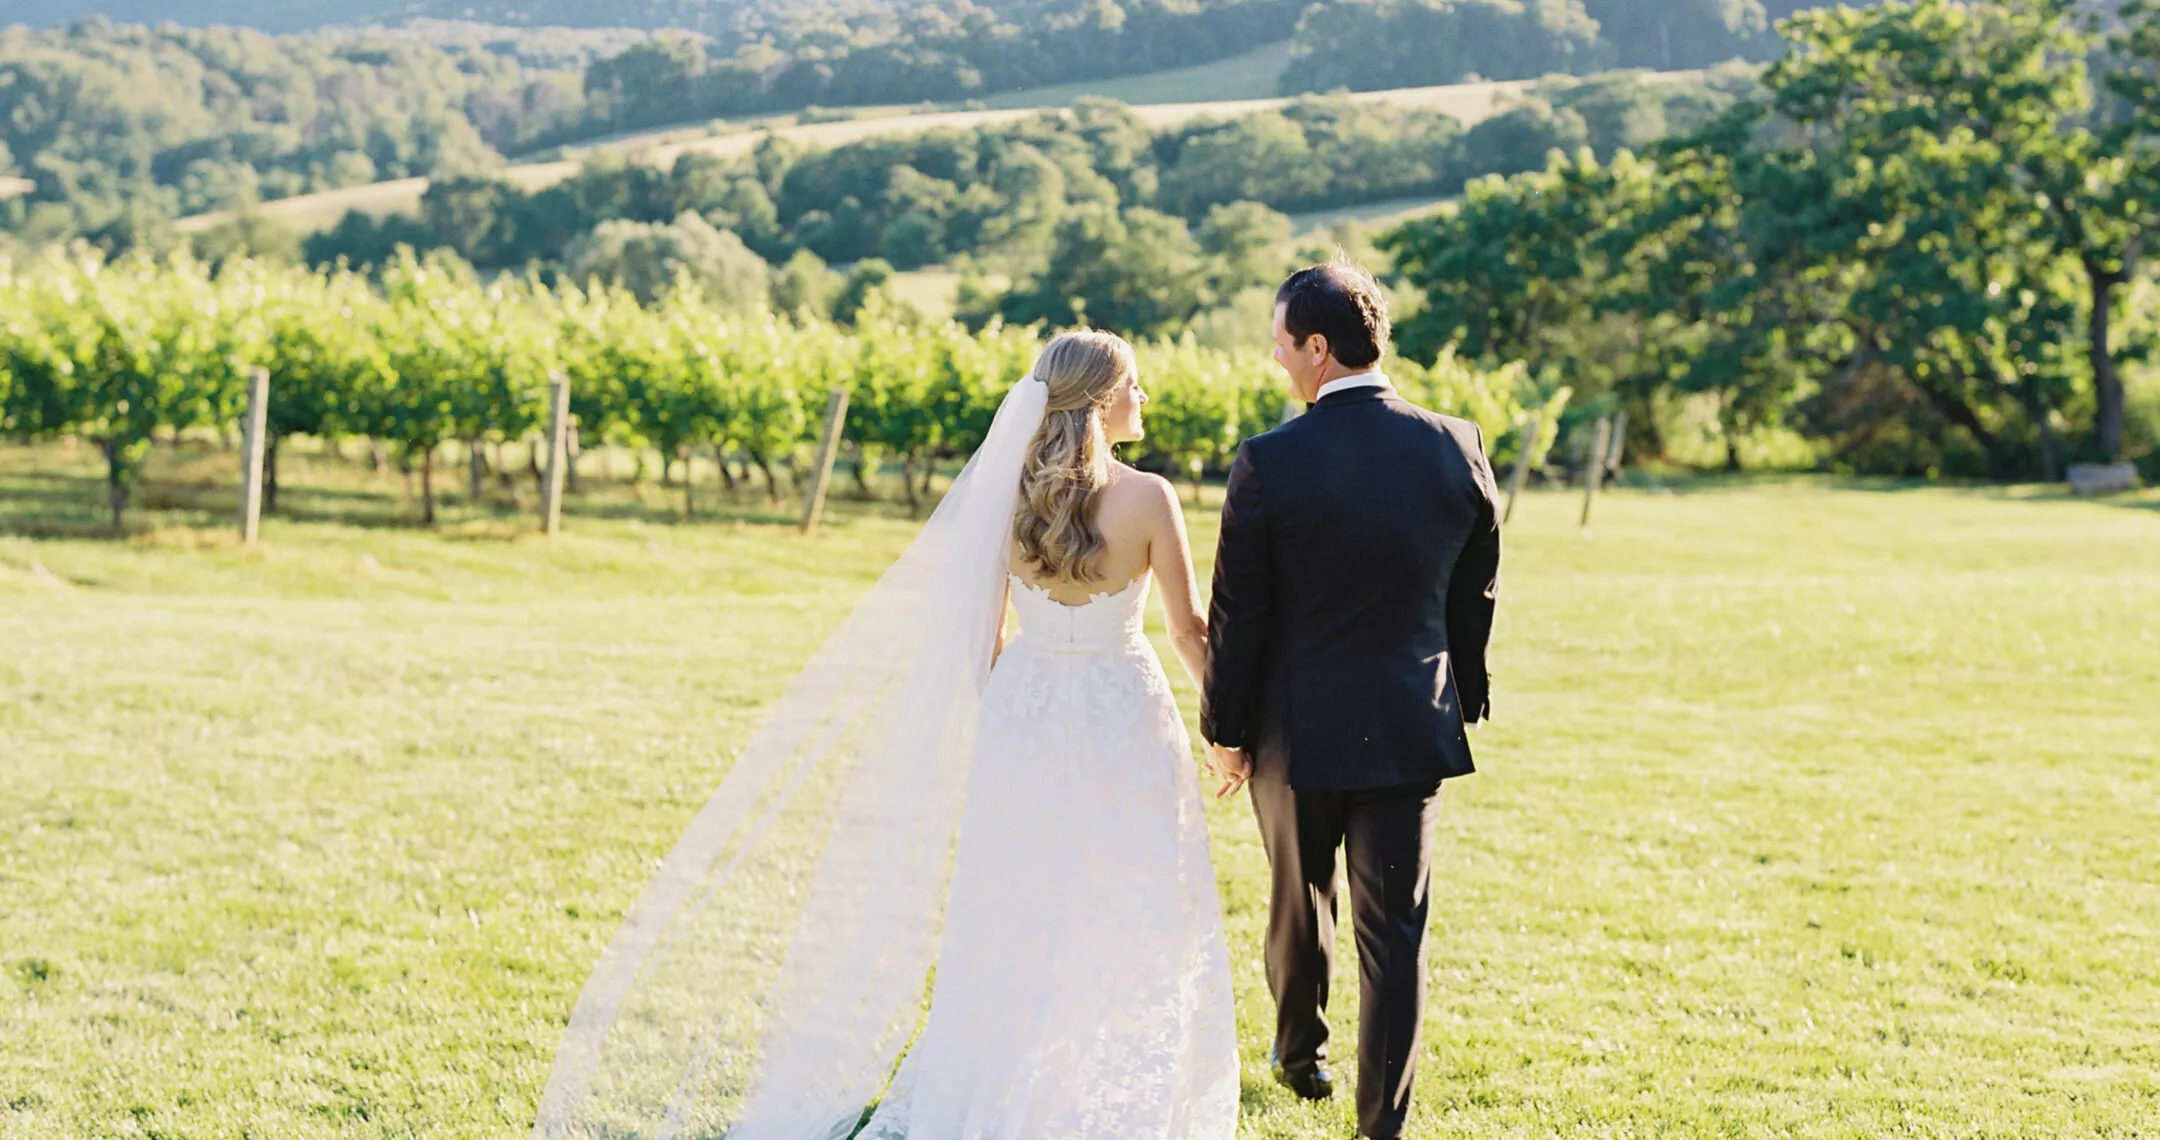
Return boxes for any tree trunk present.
[2087,259,2128,461]
[902,451,922,516]
[370,438,388,475]
[748,447,781,504]
[421,445,437,525]
[716,442,738,494]
[1628,395,1667,461]
[1907,368,2005,473]
[100,438,128,533]
[469,439,486,502]
[682,448,696,518]
[1979,349,2063,483]
[529,436,545,493]
[264,433,281,513]
[566,425,581,494]
[2035,410,2063,483]
[852,448,876,499]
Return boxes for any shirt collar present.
[1314,371,1393,402]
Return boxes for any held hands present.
[1204,743,1253,800]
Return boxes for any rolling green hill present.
[172,73,1562,235]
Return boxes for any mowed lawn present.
[3,446,2158,1138]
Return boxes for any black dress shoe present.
[1268,1053,1334,1100]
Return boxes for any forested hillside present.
[1,0,1770,252]
[1284,0,1776,90]
[0,20,619,244]
[289,71,1740,338]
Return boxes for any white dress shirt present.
[1314,371,1393,401]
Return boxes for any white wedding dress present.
[532,376,1236,1140]
[859,572,1239,1140]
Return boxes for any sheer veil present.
[533,375,1051,1140]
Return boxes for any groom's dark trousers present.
[1203,385,1501,1140]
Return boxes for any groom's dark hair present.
[1276,260,1390,369]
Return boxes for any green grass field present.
[4,441,2158,1137]
[979,41,1294,110]
[1287,194,1457,235]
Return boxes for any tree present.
[563,213,773,307]
[1771,0,2151,463]
[996,205,1213,338]
[1284,0,1609,94]
[1582,0,1773,70]
[1383,149,1620,370]
[1197,201,1293,299]
[832,258,900,327]
[1156,112,1325,218]
[772,249,840,321]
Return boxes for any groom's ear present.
[1303,331,1331,366]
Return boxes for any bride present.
[534,331,1239,1139]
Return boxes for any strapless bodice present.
[1007,572,1151,654]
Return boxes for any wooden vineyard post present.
[1606,410,1629,481]
[1580,416,1611,531]
[239,367,270,546]
[564,421,581,494]
[1504,412,1540,525]
[801,387,851,535]
[542,372,570,537]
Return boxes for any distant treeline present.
[294,72,1743,337]
[5,0,1822,251]
[1285,0,1775,91]
[0,20,603,243]
[571,0,1307,135]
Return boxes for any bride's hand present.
[1205,743,1252,799]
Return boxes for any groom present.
[1202,262,1502,1139]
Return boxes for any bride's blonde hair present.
[1014,330,1136,584]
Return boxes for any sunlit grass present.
[4,442,2157,1137]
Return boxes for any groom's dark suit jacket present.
[1202,384,1502,791]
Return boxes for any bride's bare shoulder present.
[1100,463,1180,521]
[1106,460,1171,487]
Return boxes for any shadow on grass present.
[1,469,930,541]
[1586,469,2160,511]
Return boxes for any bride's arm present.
[1143,475,1210,688]
[990,577,1012,669]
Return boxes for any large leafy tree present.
[1770,0,2155,463]
[1383,148,1624,371]
[992,205,1215,339]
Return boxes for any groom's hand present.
[1205,744,1253,799]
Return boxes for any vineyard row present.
[0,251,1565,529]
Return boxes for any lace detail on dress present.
[856,571,1238,1140]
